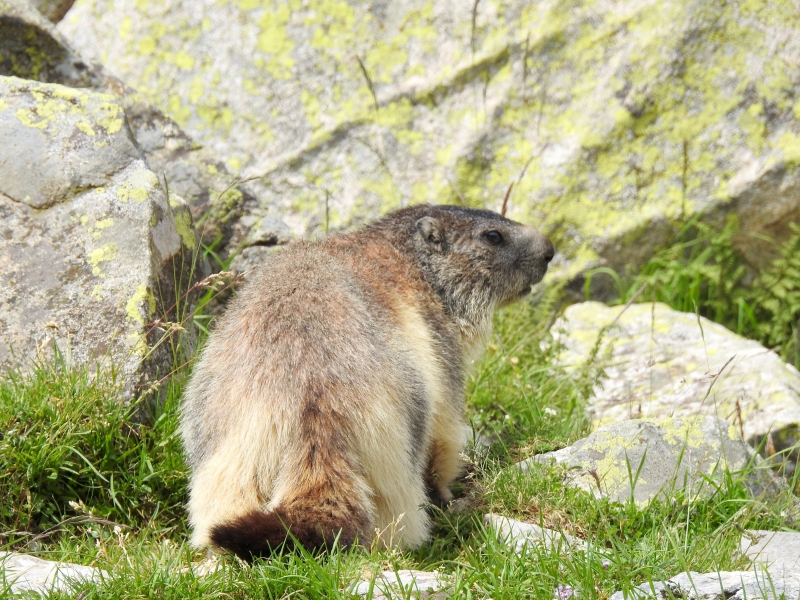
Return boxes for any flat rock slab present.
[0,552,106,595]
[610,570,800,600]
[484,513,586,554]
[520,416,754,506]
[741,530,800,575]
[0,77,199,398]
[351,570,450,600]
[551,302,800,453]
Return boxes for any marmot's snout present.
[517,224,555,288]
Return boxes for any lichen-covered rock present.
[58,0,800,278]
[0,77,200,398]
[1,76,139,208]
[551,302,800,457]
[0,551,106,595]
[0,0,273,251]
[610,569,800,600]
[117,87,273,251]
[519,416,756,506]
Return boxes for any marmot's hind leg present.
[425,408,469,507]
[365,440,431,549]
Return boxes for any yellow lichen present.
[173,208,197,250]
[77,122,96,136]
[126,284,156,327]
[117,182,149,203]
[256,3,294,79]
[87,242,118,277]
[96,102,123,135]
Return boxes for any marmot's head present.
[372,204,553,328]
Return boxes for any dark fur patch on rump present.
[209,508,359,562]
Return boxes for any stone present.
[227,212,294,275]
[0,552,106,595]
[0,79,139,209]
[519,416,757,506]
[610,569,800,600]
[550,302,800,469]
[116,89,276,252]
[0,0,273,252]
[484,513,586,554]
[178,554,221,578]
[57,0,800,281]
[350,570,450,600]
[25,0,75,22]
[741,530,800,576]
[0,77,200,399]
[0,0,104,88]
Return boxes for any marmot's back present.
[180,204,554,561]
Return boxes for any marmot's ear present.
[416,216,442,244]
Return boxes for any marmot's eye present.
[483,230,504,245]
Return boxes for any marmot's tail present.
[209,474,374,562]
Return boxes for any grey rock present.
[236,213,293,248]
[484,513,586,554]
[24,0,74,22]
[551,302,800,466]
[0,0,104,88]
[0,77,200,399]
[0,551,106,595]
[741,530,800,576]
[56,0,800,282]
[0,0,260,250]
[227,246,280,277]
[610,570,800,600]
[519,416,755,506]
[116,89,266,250]
[351,570,450,600]
[226,212,293,274]
[0,76,140,209]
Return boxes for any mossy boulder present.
[0,77,200,399]
[57,0,800,278]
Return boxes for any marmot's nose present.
[543,237,555,263]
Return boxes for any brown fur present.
[180,204,553,561]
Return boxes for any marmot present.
[180,204,554,561]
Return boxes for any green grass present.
[2,291,797,599]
